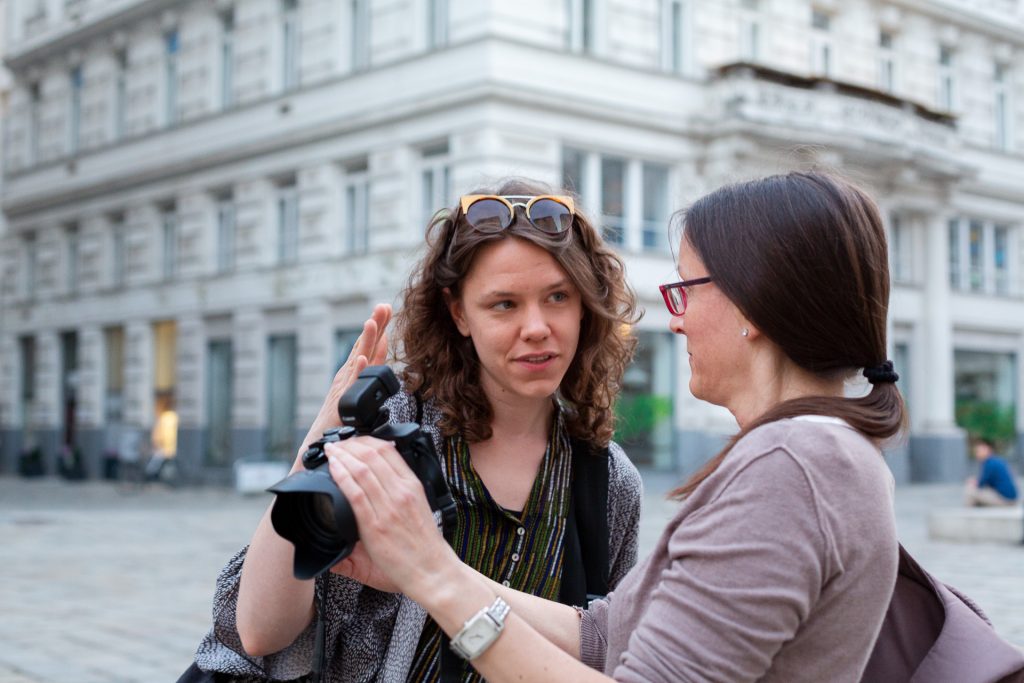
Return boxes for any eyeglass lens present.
[527,199,573,233]
[667,286,685,314]
[465,198,572,235]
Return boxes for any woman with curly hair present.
[189,178,643,682]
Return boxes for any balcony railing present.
[707,62,958,156]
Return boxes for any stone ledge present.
[928,506,1023,544]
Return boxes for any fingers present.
[355,436,419,485]
[326,440,391,518]
[355,304,392,367]
[326,437,429,526]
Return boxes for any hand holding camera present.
[268,365,456,580]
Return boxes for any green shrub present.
[614,394,673,443]
[955,399,1016,449]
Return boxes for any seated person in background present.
[965,438,1019,507]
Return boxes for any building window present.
[878,31,896,93]
[205,340,233,466]
[60,331,78,446]
[662,0,689,73]
[66,225,79,293]
[427,0,448,49]
[994,63,1011,151]
[217,195,236,273]
[642,164,669,251]
[344,163,370,255]
[104,326,125,423]
[600,156,626,246]
[810,9,832,77]
[153,321,177,442]
[267,334,298,459]
[968,219,983,292]
[335,328,362,370]
[953,350,1017,447]
[562,148,585,194]
[948,218,960,289]
[893,342,911,414]
[29,81,41,164]
[352,0,371,70]
[567,0,594,54]
[421,142,451,228]
[616,331,676,467]
[111,217,126,287]
[938,45,955,111]
[994,225,1010,296]
[68,66,83,154]
[114,50,128,140]
[277,180,300,265]
[20,336,36,427]
[282,0,300,91]
[949,217,1018,296]
[165,30,179,126]
[739,0,760,62]
[221,10,235,108]
[563,147,673,253]
[162,206,178,280]
[24,234,37,298]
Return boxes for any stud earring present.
[741,328,749,337]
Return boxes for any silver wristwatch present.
[449,596,511,660]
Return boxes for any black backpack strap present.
[559,438,610,606]
[414,389,424,425]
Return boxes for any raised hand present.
[294,304,392,471]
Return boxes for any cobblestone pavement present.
[1,472,1021,682]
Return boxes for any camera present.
[268,365,457,580]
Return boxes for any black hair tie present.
[863,360,899,385]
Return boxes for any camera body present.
[268,365,456,580]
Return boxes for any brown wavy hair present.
[672,171,907,499]
[393,178,640,446]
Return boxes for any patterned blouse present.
[192,389,643,683]
[407,416,573,682]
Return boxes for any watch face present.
[457,616,498,657]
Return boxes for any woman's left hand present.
[325,436,459,602]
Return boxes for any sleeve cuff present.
[578,598,610,671]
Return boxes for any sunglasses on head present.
[459,195,576,235]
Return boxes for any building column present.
[77,325,105,477]
[35,330,61,474]
[123,320,154,462]
[909,212,967,482]
[297,300,333,446]
[232,307,266,462]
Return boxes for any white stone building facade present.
[1,0,1022,483]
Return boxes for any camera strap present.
[560,438,610,605]
[311,579,329,683]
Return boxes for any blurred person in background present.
[965,438,1019,507]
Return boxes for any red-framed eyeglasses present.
[659,277,712,316]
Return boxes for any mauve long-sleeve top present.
[581,417,898,683]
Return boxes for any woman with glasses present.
[322,171,905,682]
[189,178,643,682]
